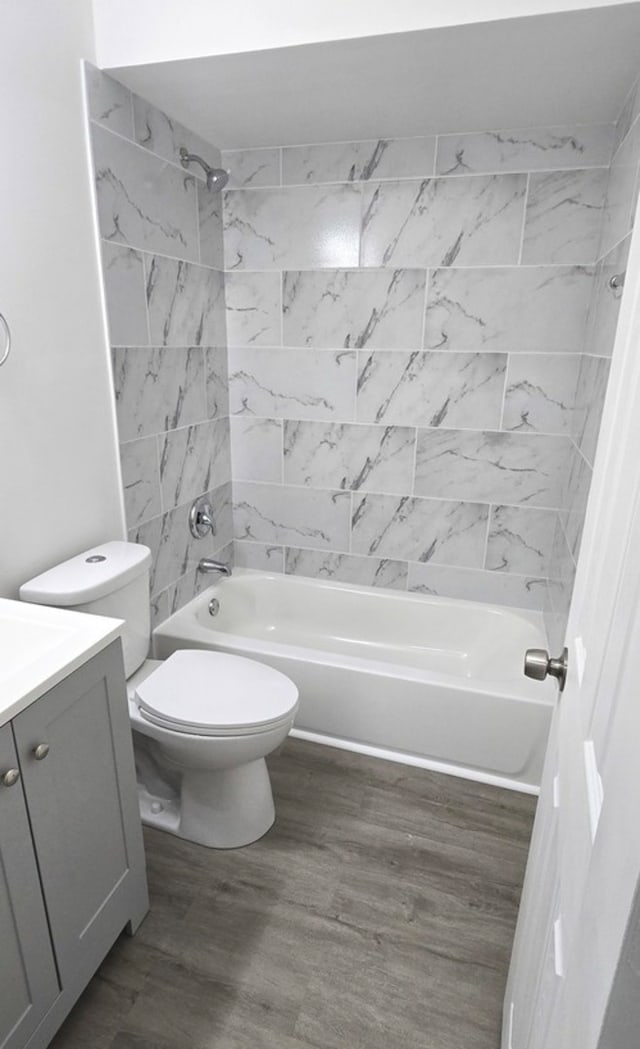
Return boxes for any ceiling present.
[112,4,640,149]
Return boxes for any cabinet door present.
[0,724,59,1049]
[12,641,148,986]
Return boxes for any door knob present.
[2,768,20,787]
[524,647,568,692]
[33,743,50,760]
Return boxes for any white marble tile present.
[436,124,613,175]
[284,548,408,590]
[150,589,170,631]
[85,65,133,138]
[522,168,607,264]
[159,418,230,511]
[233,540,284,572]
[600,119,640,257]
[120,437,161,529]
[544,516,576,653]
[223,184,360,269]
[414,429,572,508]
[283,268,425,349]
[228,348,356,421]
[91,124,199,261]
[225,271,281,346]
[112,347,206,441]
[198,183,224,268]
[351,494,488,567]
[361,174,526,267]
[231,417,283,483]
[573,355,611,467]
[101,242,148,346]
[282,138,436,185]
[424,266,593,353]
[503,354,580,435]
[585,234,631,358]
[233,482,351,551]
[132,94,221,173]
[221,148,281,188]
[407,562,547,611]
[283,421,415,494]
[205,346,229,419]
[485,505,556,575]
[614,73,640,154]
[208,481,234,550]
[146,257,226,346]
[356,350,505,429]
[559,446,593,563]
[140,486,232,596]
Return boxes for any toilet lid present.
[134,650,299,736]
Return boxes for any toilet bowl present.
[19,541,299,849]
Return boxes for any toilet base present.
[137,757,276,849]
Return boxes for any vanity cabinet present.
[0,640,148,1049]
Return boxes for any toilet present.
[19,541,299,849]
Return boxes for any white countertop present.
[0,598,123,726]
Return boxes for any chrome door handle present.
[33,743,50,760]
[524,647,568,692]
[2,768,20,787]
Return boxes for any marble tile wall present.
[221,124,620,616]
[545,72,640,650]
[85,65,232,623]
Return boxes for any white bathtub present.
[153,569,555,792]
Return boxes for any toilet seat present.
[134,649,299,737]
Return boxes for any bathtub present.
[153,569,555,793]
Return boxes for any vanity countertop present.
[0,598,123,725]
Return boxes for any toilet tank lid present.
[19,542,151,606]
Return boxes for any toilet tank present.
[20,542,152,678]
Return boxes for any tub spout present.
[198,558,232,576]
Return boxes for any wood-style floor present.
[49,739,536,1049]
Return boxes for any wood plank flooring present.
[48,739,536,1049]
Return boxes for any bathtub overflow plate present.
[208,598,220,617]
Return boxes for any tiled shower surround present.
[85,66,232,624]
[222,117,638,632]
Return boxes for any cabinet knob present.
[2,768,20,787]
[33,743,50,761]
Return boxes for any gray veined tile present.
[424,266,593,353]
[132,94,222,173]
[407,563,547,611]
[282,138,436,185]
[503,354,580,435]
[284,549,408,590]
[559,446,593,563]
[544,516,576,652]
[435,124,614,176]
[414,429,572,509]
[197,182,224,268]
[223,184,361,269]
[233,482,351,551]
[585,234,631,357]
[205,346,229,419]
[225,271,281,347]
[283,421,415,494]
[146,256,226,346]
[283,268,425,349]
[101,241,148,346]
[231,417,283,483]
[351,494,488,567]
[120,437,161,530]
[485,505,556,575]
[228,348,356,421]
[614,73,640,155]
[522,168,607,264]
[573,355,611,467]
[112,347,206,441]
[85,64,133,138]
[91,123,199,261]
[600,119,640,258]
[233,540,285,572]
[221,148,281,188]
[356,350,506,429]
[361,174,526,268]
[159,418,230,511]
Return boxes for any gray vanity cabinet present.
[0,726,59,1049]
[0,640,148,1049]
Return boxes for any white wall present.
[0,0,125,598]
[93,0,633,68]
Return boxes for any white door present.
[503,212,640,1049]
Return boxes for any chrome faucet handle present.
[189,497,216,539]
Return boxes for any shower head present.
[179,147,229,192]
